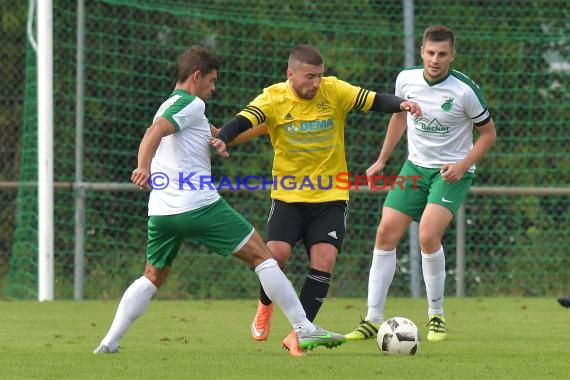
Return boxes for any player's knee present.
[144,265,169,288]
[418,234,441,253]
[376,224,399,246]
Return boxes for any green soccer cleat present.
[344,319,380,341]
[297,326,346,351]
[426,315,448,342]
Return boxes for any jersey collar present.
[423,71,451,87]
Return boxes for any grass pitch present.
[0,297,567,379]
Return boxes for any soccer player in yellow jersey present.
[212,44,421,356]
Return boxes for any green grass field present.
[1,297,567,379]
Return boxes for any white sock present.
[365,248,396,324]
[101,276,157,350]
[422,246,446,317]
[255,258,314,332]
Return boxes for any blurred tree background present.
[1,0,568,299]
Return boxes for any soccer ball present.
[377,316,420,355]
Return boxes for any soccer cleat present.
[558,296,570,308]
[344,319,380,341]
[251,301,273,341]
[296,326,346,351]
[426,314,448,342]
[282,330,305,357]
[93,344,118,354]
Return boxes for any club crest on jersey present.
[316,101,330,112]
[441,96,454,111]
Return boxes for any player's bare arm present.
[132,117,176,188]
[366,113,408,190]
[441,118,496,183]
[209,124,219,137]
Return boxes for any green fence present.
[3,0,569,299]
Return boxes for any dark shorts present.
[266,199,348,255]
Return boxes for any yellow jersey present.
[238,76,376,203]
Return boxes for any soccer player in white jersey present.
[93,45,346,356]
[345,25,496,342]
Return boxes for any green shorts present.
[146,197,254,269]
[384,160,474,222]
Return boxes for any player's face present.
[287,62,324,100]
[195,70,218,101]
[421,40,455,82]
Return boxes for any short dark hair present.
[422,25,455,50]
[288,44,324,67]
[176,45,222,83]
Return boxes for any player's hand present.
[131,167,151,189]
[400,100,422,117]
[210,137,230,158]
[366,159,387,191]
[439,163,466,183]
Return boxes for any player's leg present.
[271,201,342,354]
[418,204,451,341]
[251,241,291,341]
[300,200,348,322]
[366,207,411,322]
[234,230,346,354]
[192,198,346,355]
[421,171,473,341]
[346,161,427,341]
[252,200,302,341]
[94,216,181,354]
[344,207,411,340]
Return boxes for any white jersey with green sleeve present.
[396,67,491,172]
[148,89,220,216]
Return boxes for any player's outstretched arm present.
[229,123,269,147]
[371,93,422,117]
[366,112,407,190]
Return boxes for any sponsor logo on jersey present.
[284,118,334,135]
[414,118,450,134]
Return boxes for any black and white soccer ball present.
[377,316,420,355]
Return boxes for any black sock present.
[259,282,272,305]
[299,268,331,322]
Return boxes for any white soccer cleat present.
[93,344,118,354]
